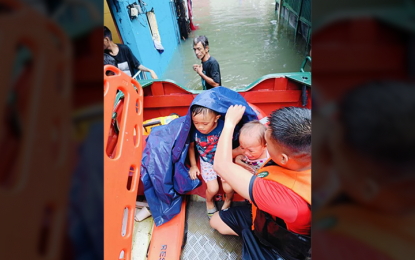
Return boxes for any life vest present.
[314,204,415,259]
[251,159,312,260]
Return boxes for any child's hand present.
[235,154,247,164]
[225,105,246,128]
[235,154,255,174]
[189,165,200,180]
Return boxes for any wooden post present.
[295,0,304,38]
[277,0,284,22]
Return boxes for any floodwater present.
[162,0,310,90]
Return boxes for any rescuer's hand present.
[224,105,246,128]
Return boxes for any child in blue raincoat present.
[187,105,234,218]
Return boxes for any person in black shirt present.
[104,26,158,79]
[193,36,221,90]
[104,53,117,77]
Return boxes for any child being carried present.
[218,120,269,211]
[234,120,269,174]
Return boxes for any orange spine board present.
[147,199,187,260]
[104,66,144,260]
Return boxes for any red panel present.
[143,95,195,108]
[143,86,153,97]
[287,79,301,90]
[250,78,275,91]
[242,90,301,103]
[142,82,308,121]
[274,77,288,90]
[163,82,193,95]
[151,82,165,96]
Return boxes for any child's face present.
[239,133,266,160]
[192,112,220,135]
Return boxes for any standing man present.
[193,36,221,90]
[104,26,158,79]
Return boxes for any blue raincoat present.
[140,87,258,226]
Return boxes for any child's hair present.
[240,120,267,146]
[269,107,311,155]
[191,105,219,117]
[104,26,112,40]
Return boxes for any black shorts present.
[219,204,285,260]
[219,202,252,236]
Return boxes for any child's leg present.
[205,179,219,210]
[221,179,234,210]
[200,159,219,211]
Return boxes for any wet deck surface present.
[131,214,153,260]
[181,200,243,260]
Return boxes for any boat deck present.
[181,200,243,260]
[131,197,245,259]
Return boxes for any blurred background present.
[0,0,103,259]
[312,0,415,259]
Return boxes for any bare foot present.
[222,199,232,210]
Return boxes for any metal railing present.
[132,70,148,80]
[300,56,311,72]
